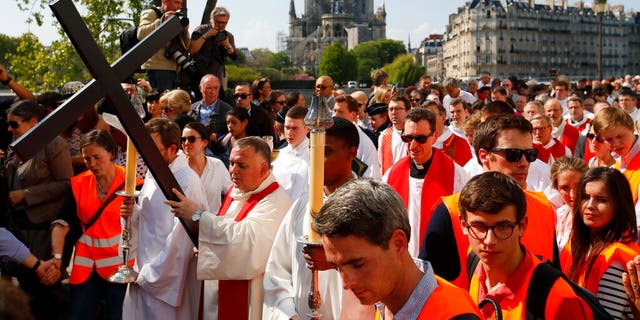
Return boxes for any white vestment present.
[262,196,344,320]
[201,156,232,211]
[272,139,310,201]
[197,173,292,320]
[356,125,382,180]
[123,153,208,320]
[200,156,232,319]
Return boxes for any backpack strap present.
[525,262,561,320]
[466,250,481,289]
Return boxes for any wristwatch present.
[52,253,62,260]
[192,209,203,222]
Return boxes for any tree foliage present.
[383,54,425,87]
[318,42,357,83]
[9,0,148,92]
[350,39,406,81]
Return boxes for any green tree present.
[269,51,293,71]
[319,42,357,83]
[350,39,406,81]
[226,65,261,83]
[12,0,148,91]
[0,34,21,67]
[384,54,424,87]
[350,41,381,80]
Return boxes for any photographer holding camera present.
[189,7,238,101]
[137,0,190,93]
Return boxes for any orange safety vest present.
[469,250,592,319]
[69,165,141,284]
[561,241,640,294]
[616,154,640,204]
[387,151,455,244]
[440,190,556,289]
[417,276,482,319]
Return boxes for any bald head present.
[316,76,334,98]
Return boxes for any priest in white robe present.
[122,118,208,320]
[167,137,292,320]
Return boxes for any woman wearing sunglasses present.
[2,100,73,319]
[586,126,615,168]
[181,122,231,212]
[561,167,640,319]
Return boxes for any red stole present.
[561,123,579,153]
[216,182,279,320]
[547,138,568,161]
[533,143,551,163]
[440,133,472,167]
[387,150,455,243]
[380,127,394,175]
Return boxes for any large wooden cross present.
[10,0,197,245]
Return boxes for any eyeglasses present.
[410,98,422,103]
[162,106,173,113]
[273,100,286,105]
[316,85,328,90]
[487,147,538,162]
[586,133,603,143]
[464,221,519,240]
[233,93,250,99]
[213,19,228,25]
[388,107,406,113]
[400,132,434,144]
[181,136,202,143]
[8,119,24,129]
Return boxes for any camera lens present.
[216,31,227,41]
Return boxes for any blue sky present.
[1,0,638,52]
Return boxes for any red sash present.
[561,123,579,153]
[547,138,569,160]
[440,133,472,167]
[216,182,279,320]
[380,127,394,175]
[387,150,455,242]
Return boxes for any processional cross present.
[10,0,197,245]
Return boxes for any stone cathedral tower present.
[288,0,386,74]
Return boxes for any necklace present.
[96,181,107,200]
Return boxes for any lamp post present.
[593,0,608,82]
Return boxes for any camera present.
[215,30,228,41]
[165,44,196,72]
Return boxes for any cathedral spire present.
[289,0,296,20]
[407,33,412,52]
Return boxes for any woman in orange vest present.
[49,129,141,320]
[561,166,640,319]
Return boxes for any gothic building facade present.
[288,0,386,73]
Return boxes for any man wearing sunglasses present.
[460,172,591,319]
[189,74,232,144]
[315,76,335,109]
[419,114,557,288]
[384,108,469,258]
[234,83,275,138]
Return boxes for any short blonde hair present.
[166,89,192,115]
[592,106,634,134]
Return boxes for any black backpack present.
[466,252,614,320]
[119,7,162,55]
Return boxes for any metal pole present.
[598,13,603,82]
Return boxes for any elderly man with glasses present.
[419,114,557,289]
[189,74,233,145]
[189,6,238,100]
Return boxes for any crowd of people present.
[4,1,640,319]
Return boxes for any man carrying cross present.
[120,118,208,319]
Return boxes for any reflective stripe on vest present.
[78,234,121,248]
[74,255,131,269]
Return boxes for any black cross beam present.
[10,0,197,246]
